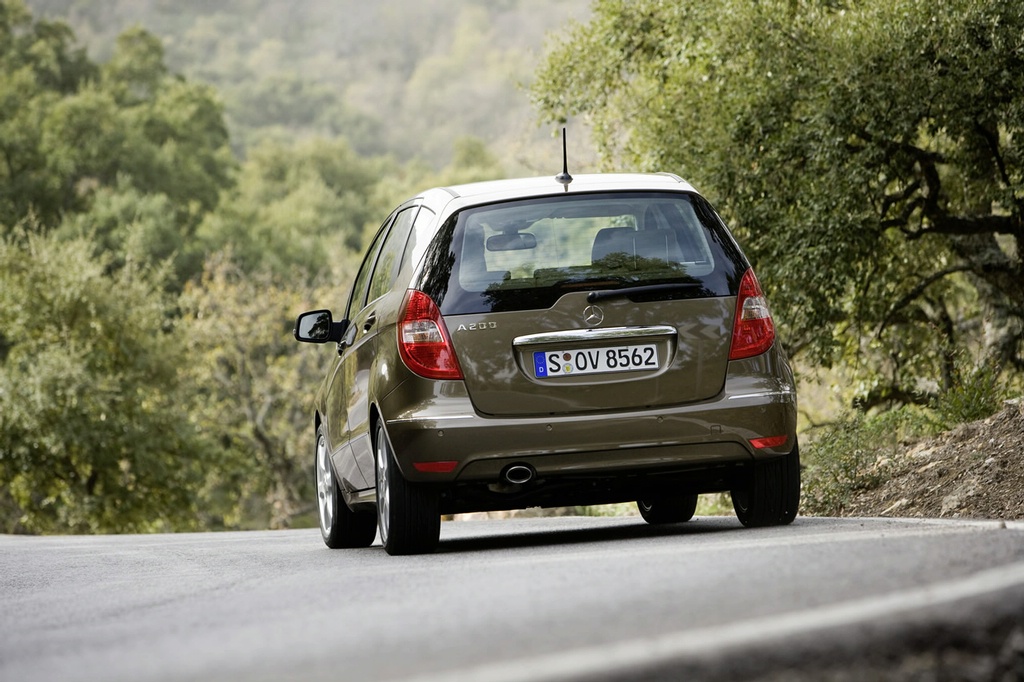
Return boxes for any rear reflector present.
[412,461,459,473]
[749,435,788,450]
[729,268,776,360]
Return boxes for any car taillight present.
[398,290,463,380]
[729,268,776,360]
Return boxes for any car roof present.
[417,173,700,215]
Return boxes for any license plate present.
[533,344,659,378]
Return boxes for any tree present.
[0,228,213,533]
[0,2,234,283]
[0,3,240,532]
[533,0,1024,406]
[177,255,358,529]
[55,178,184,276]
[0,0,96,227]
[193,137,394,279]
[23,0,594,170]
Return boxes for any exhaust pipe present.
[503,464,535,485]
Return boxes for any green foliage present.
[55,178,183,276]
[0,1,235,255]
[0,227,213,533]
[0,1,537,535]
[24,0,592,170]
[0,0,95,94]
[931,357,1007,429]
[801,407,935,517]
[177,255,358,529]
[0,0,94,226]
[802,361,1007,516]
[533,0,1024,402]
[695,493,733,517]
[0,3,241,533]
[574,503,638,517]
[101,26,166,105]
[576,495,734,518]
[194,138,395,278]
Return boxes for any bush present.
[800,407,933,516]
[931,358,1006,429]
[802,359,1009,517]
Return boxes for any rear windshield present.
[417,191,747,315]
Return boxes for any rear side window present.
[401,206,436,275]
[347,213,393,316]
[420,192,747,315]
[368,206,418,302]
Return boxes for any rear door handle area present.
[363,313,377,332]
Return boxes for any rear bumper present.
[380,347,797,485]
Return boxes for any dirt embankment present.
[843,400,1024,521]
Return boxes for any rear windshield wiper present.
[586,282,702,303]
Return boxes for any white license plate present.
[533,344,659,378]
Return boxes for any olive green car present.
[294,173,798,555]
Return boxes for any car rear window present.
[418,192,748,315]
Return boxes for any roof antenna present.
[554,127,572,191]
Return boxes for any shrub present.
[931,358,1006,429]
[800,407,933,516]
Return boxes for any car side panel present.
[339,301,379,491]
[322,355,370,490]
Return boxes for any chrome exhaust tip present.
[502,464,535,485]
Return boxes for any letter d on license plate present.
[533,344,658,378]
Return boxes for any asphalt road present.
[2,516,1024,682]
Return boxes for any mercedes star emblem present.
[583,305,604,326]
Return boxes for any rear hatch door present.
[421,191,748,417]
[448,293,734,416]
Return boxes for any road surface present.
[2,516,1024,681]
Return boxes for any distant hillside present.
[25,0,593,171]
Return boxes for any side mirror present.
[294,310,348,344]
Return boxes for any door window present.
[346,213,394,318]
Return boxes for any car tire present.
[375,421,440,556]
[637,494,699,524]
[731,442,801,528]
[316,425,377,549]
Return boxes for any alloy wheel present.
[316,433,334,535]
[375,429,391,546]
